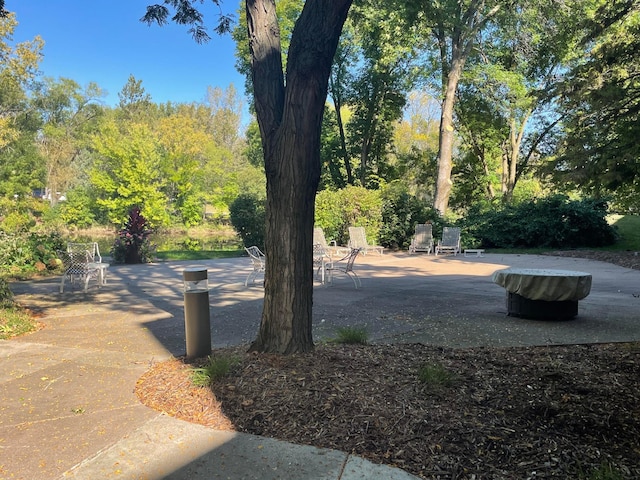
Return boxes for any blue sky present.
[11,0,247,107]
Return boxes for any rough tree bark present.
[433,56,464,214]
[247,0,352,354]
[431,1,501,215]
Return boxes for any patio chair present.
[313,227,346,256]
[66,242,109,287]
[244,246,266,286]
[313,243,331,284]
[435,227,461,256]
[58,246,104,293]
[348,226,384,255]
[67,242,102,263]
[325,247,362,288]
[409,223,433,254]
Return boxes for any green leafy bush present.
[0,211,34,233]
[0,277,13,307]
[462,195,616,249]
[379,182,441,250]
[56,188,96,228]
[0,231,65,277]
[0,197,51,234]
[315,186,382,246]
[229,193,265,249]
[177,196,203,228]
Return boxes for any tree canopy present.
[552,0,640,211]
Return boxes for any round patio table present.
[492,268,592,320]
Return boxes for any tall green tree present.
[156,112,212,225]
[553,0,640,211]
[325,26,356,186]
[144,0,353,353]
[0,12,44,197]
[454,0,582,206]
[34,77,105,205]
[344,1,417,188]
[391,90,440,201]
[204,84,243,151]
[401,0,501,214]
[90,117,170,227]
[117,74,155,122]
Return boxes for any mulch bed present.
[135,251,640,479]
[544,249,640,270]
[136,342,640,479]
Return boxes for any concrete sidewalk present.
[2,253,639,479]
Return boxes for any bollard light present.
[183,268,211,359]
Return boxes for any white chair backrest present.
[414,224,433,245]
[348,227,368,249]
[245,246,265,267]
[67,242,101,263]
[313,228,329,249]
[441,227,460,247]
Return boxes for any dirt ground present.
[135,251,640,479]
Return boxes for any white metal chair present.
[325,247,362,288]
[244,246,266,286]
[66,242,109,288]
[348,226,384,255]
[435,227,461,256]
[313,243,332,284]
[59,243,105,293]
[409,223,433,254]
[67,242,102,263]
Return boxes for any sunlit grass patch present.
[191,355,239,387]
[610,215,640,251]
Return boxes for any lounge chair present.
[348,226,384,255]
[313,227,346,256]
[435,227,461,256]
[325,248,362,288]
[409,224,433,254]
[244,246,265,286]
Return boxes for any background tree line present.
[2,1,639,237]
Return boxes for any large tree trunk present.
[502,110,530,203]
[431,2,501,215]
[247,0,352,354]
[433,58,464,215]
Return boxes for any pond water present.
[66,228,241,256]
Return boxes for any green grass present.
[0,305,38,339]
[332,326,369,345]
[191,355,239,387]
[578,461,626,480]
[417,362,456,387]
[154,249,244,261]
[609,215,640,251]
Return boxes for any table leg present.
[507,292,578,320]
